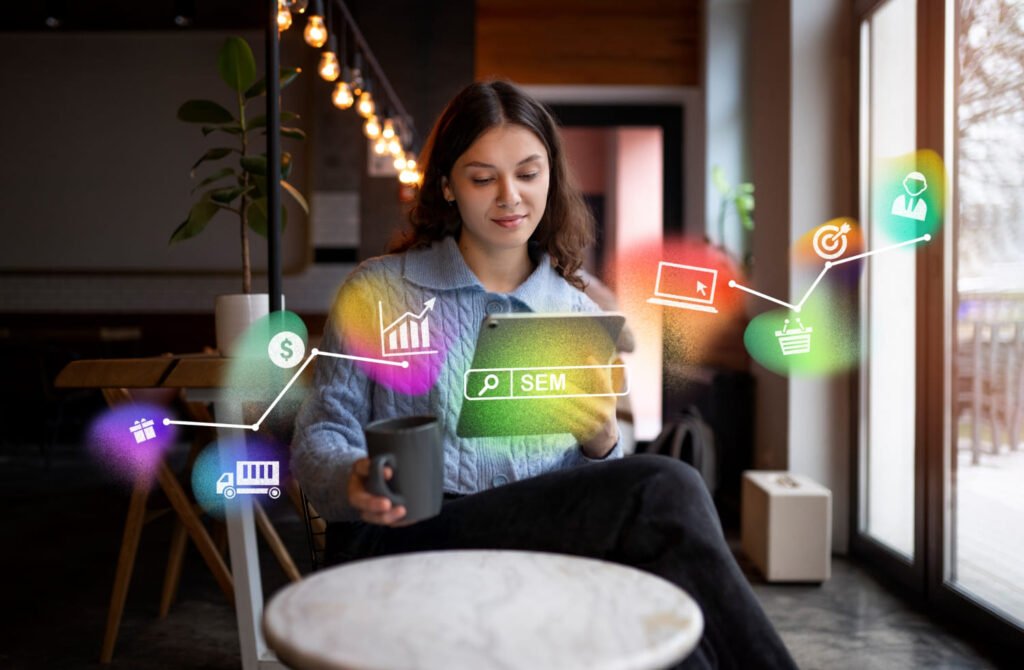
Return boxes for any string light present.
[319,53,340,81]
[350,52,365,97]
[332,81,354,109]
[357,91,375,118]
[363,114,381,139]
[277,2,292,31]
[304,14,328,47]
[293,0,421,188]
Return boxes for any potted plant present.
[711,165,755,274]
[172,36,308,355]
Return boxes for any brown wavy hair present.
[390,80,593,291]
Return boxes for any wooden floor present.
[954,431,1024,628]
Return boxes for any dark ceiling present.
[0,1,268,31]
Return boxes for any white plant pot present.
[215,293,284,356]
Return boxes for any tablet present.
[456,312,629,438]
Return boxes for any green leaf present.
[248,111,299,129]
[201,123,243,136]
[739,209,754,231]
[244,67,302,99]
[177,100,234,124]
[218,37,256,94]
[250,175,268,197]
[240,155,267,175]
[246,197,288,237]
[239,152,292,178]
[278,126,306,141]
[280,179,309,214]
[191,167,236,192]
[209,185,252,204]
[170,201,222,243]
[189,147,234,177]
[711,165,730,196]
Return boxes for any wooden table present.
[56,354,300,669]
[263,549,704,670]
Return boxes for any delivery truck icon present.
[216,461,281,500]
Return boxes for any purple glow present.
[86,403,178,484]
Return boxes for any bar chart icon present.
[379,298,439,357]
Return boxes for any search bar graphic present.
[463,364,630,401]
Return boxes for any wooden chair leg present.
[155,462,234,604]
[158,519,189,618]
[212,520,229,557]
[100,475,151,663]
[253,502,302,582]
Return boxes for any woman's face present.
[443,124,550,256]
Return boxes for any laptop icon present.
[646,262,719,313]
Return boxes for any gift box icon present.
[775,318,813,356]
[130,418,157,444]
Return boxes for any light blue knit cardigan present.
[291,236,622,521]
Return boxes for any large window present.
[859,0,919,560]
[950,0,1024,628]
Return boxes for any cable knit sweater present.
[291,236,623,522]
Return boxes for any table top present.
[263,549,703,670]
[54,353,229,389]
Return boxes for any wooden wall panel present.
[475,0,701,86]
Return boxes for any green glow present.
[874,149,945,242]
[743,288,859,376]
[223,311,311,426]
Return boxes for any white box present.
[741,471,831,582]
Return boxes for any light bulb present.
[381,119,395,140]
[277,5,292,31]
[350,69,364,97]
[304,15,328,48]
[387,138,402,156]
[318,51,340,81]
[393,154,406,171]
[332,81,354,109]
[374,137,389,155]
[405,159,417,171]
[357,91,375,118]
[363,114,381,139]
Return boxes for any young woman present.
[292,81,796,669]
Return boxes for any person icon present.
[891,171,928,221]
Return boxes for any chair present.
[96,387,303,663]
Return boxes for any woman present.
[292,81,796,669]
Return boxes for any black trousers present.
[325,454,797,670]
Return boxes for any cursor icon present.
[696,281,708,296]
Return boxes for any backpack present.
[643,406,718,492]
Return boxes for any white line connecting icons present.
[164,347,408,432]
[728,233,931,313]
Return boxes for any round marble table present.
[263,549,703,670]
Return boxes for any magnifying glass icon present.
[476,373,500,397]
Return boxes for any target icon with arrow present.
[812,222,851,260]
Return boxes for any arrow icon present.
[696,281,708,296]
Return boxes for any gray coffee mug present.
[364,416,444,523]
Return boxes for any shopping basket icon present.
[775,318,813,356]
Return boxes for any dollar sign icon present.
[268,331,305,369]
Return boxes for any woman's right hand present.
[347,457,408,525]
